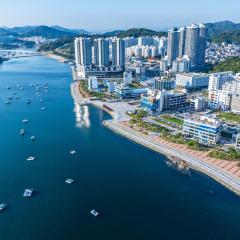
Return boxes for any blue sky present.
[1,0,240,32]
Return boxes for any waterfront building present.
[74,37,92,66]
[88,77,98,91]
[183,116,222,146]
[176,73,209,90]
[77,65,124,79]
[114,84,147,99]
[112,38,125,67]
[154,77,175,91]
[93,38,110,66]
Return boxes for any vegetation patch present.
[218,111,240,123]
[208,147,240,161]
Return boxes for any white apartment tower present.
[74,37,92,66]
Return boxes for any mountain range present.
[1,20,240,43]
[0,25,89,38]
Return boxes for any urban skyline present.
[1,0,240,31]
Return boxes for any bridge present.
[0,49,42,59]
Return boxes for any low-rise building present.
[107,82,115,93]
[208,90,232,111]
[154,77,175,91]
[163,91,188,111]
[114,84,147,99]
[183,116,222,146]
[236,132,240,150]
[231,95,240,114]
[190,97,205,111]
[88,77,98,91]
[123,71,133,85]
[208,72,234,91]
[176,73,209,90]
[141,94,160,112]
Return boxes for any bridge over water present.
[0,49,42,59]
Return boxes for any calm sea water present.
[0,56,239,240]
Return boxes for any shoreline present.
[71,82,240,196]
[43,52,69,63]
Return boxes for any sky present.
[1,0,240,32]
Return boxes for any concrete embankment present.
[70,81,240,196]
[104,120,240,196]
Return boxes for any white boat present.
[0,203,8,212]
[65,179,75,184]
[70,150,76,155]
[22,119,28,124]
[90,210,99,217]
[23,189,33,197]
[26,156,35,161]
[30,136,36,141]
[20,129,25,135]
[26,100,31,104]
[41,107,46,110]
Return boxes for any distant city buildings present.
[206,42,240,65]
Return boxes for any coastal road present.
[105,120,240,195]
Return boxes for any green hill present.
[116,28,167,38]
[212,57,240,73]
[23,26,78,39]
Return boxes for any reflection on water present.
[74,102,90,128]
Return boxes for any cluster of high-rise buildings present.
[167,24,207,68]
[74,37,125,78]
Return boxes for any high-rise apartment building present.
[93,38,110,66]
[185,24,207,66]
[167,27,179,66]
[112,38,125,67]
[167,24,207,67]
[74,37,92,66]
